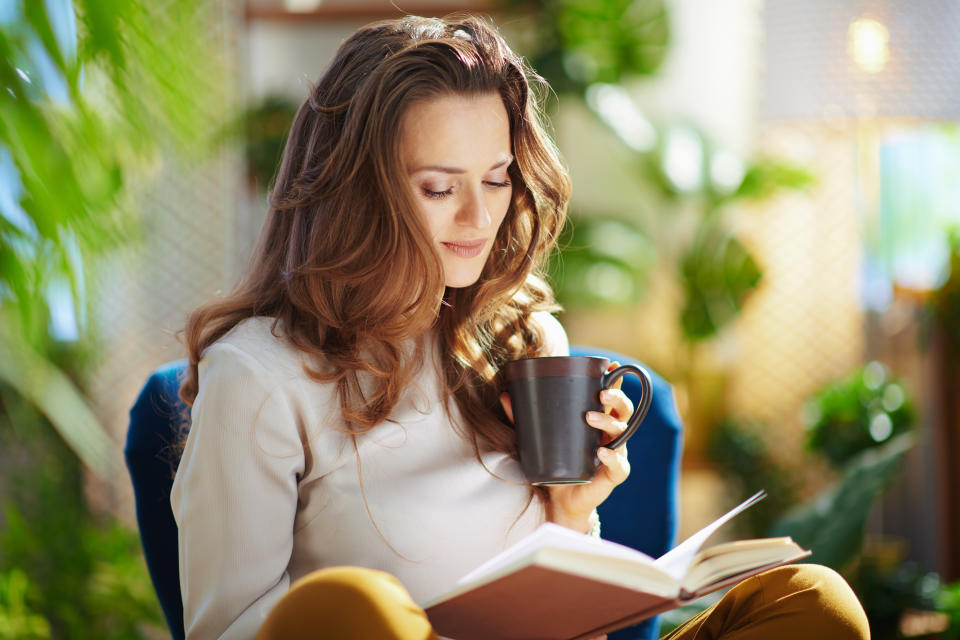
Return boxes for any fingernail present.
[597,447,612,459]
[586,412,601,424]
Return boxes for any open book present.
[422,492,810,640]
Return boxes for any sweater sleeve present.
[170,342,305,640]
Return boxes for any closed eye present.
[421,179,510,200]
[423,187,455,199]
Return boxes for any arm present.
[171,343,304,640]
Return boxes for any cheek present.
[413,201,451,238]
[492,188,513,227]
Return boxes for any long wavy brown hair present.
[180,14,570,463]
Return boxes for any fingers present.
[597,443,630,486]
[592,365,632,486]
[585,409,629,445]
[586,386,633,445]
[600,388,633,421]
[499,392,514,423]
[607,361,623,391]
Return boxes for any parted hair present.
[179,14,570,461]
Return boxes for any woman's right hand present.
[498,362,634,534]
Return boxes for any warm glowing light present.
[848,18,890,73]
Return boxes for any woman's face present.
[400,92,514,289]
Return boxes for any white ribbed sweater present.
[170,314,568,639]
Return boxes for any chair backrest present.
[125,359,189,640]
[126,349,682,640]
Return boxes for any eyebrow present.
[409,155,514,175]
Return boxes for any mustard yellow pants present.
[255,564,870,639]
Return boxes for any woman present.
[172,14,869,640]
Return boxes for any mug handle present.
[600,363,653,450]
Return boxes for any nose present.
[455,186,492,230]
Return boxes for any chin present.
[444,274,483,289]
[439,256,485,288]
[443,265,486,289]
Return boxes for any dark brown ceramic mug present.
[504,356,653,485]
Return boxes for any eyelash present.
[423,188,453,200]
[422,180,512,200]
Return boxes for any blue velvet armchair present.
[125,347,683,640]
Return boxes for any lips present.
[440,239,487,258]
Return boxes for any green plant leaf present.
[735,158,816,200]
[938,579,960,638]
[805,361,915,467]
[679,227,762,340]
[550,217,656,306]
[707,418,800,538]
[770,433,913,571]
[0,569,51,640]
[507,0,670,93]
[0,321,115,479]
[1,0,217,353]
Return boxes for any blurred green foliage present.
[706,418,799,538]
[219,94,298,192]
[1,0,215,471]
[0,383,165,638]
[679,222,761,340]
[547,145,812,343]
[508,0,815,344]
[504,0,669,94]
[771,433,912,571]
[710,365,924,635]
[0,570,50,640]
[507,4,948,636]
[853,557,941,640]
[1,0,223,636]
[804,361,914,468]
[657,591,719,636]
[923,227,960,357]
[768,363,914,574]
[733,159,817,201]
[771,434,917,638]
[939,580,960,639]
[549,217,657,307]
[1,0,213,322]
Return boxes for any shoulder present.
[530,311,569,357]
[192,318,317,446]
[194,317,315,419]
[203,316,307,382]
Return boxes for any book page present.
[681,538,806,592]
[653,491,767,580]
[455,523,655,587]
